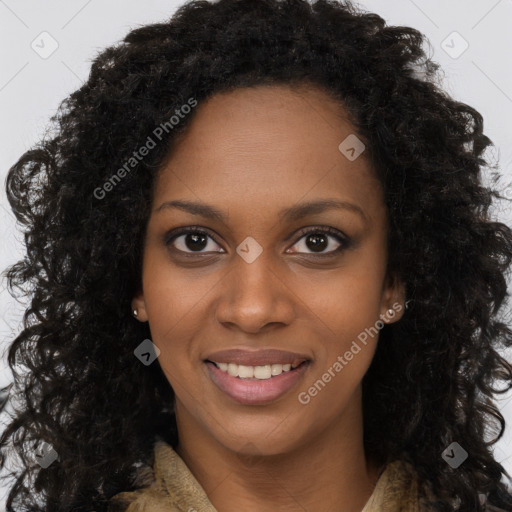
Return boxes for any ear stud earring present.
[132,309,138,318]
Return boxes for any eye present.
[165,227,223,255]
[287,226,350,257]
[164,225,350,257]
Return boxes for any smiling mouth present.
[205,360,308,380]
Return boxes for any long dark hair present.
[1,0,512,510]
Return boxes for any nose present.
[214,249,296,334]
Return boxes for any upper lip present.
[205,348,310,366]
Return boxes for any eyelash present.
[164,225,350,258]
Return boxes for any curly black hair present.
[1,0,512,510]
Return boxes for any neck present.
[175,389,382,512]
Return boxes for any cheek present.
[141,245,217,329]
[297,274,381,415]
[296,244,387,394]
[302,251,387,341]
[140,252,211,372]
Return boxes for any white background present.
[0,0,511,508]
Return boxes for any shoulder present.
[107,447,176,512]
[108,489,182,512]
[107,472,182,512]
[108,440,217,512]
[363,459,434,512]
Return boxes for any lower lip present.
[205,361,310,405]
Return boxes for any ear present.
[131,290,149,322]
[379,271,406,324]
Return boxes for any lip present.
[205,359,310,405]
[204,348,310,366]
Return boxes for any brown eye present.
[165,227,224,254]
[288,227,350,256]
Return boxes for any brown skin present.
[132,84,405,512]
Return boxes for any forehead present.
[153,84,383,224]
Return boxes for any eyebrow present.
[154,198,368,225]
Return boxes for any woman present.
[1,0,511,510]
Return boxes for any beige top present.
[108,440,428,511]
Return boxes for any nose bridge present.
[215,241,294,331]
[232,243,279,306]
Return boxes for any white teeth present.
[212,361,304,380]
[238,365,254,379]
[271,364,283,376]
[254,365,272,379]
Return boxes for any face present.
[132,84,404,456]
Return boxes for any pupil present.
[186,233,207,251]
[306,233,327,252]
